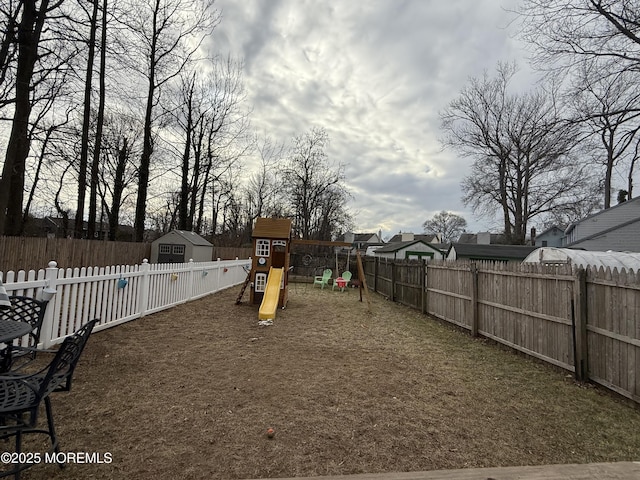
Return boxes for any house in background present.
[457,232,507,244]
[532,226,565,248]
[446,243,538,262]
[563,196,640,251]
[387,232,441,244]
[150,230,213,263]
[335,231,384,253]
[374,239,445,261]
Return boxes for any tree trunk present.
[109,137,127,241]
[75,0,99,238]
[0,0,50,236]
[88,0,108,240]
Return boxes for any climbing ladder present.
[235,270,251,304]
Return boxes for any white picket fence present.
[1,257,251,348]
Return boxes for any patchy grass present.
[13,283,640,479]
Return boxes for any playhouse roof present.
[252,218,292,240]
[524,247,640,271]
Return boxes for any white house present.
[373,239,445,261]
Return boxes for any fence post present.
[138,259,150,317]
[573,268,589,381]
[390,260,396,302]
[187,258,195,301]
[470,262,479,337]
[421,259,427,314]
[216,258,222,293]
[39,261,59,349]
[373,257,379,292]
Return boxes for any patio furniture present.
[0,296,48,372]
[332,271,353,292]
[313,269,332,289]
[0,318,97,479]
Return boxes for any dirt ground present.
[11,283,640,480]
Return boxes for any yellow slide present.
[258,267,284,320]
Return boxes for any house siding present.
[569,220,640,252]
[565,198,640,245]
[535,227,564,248]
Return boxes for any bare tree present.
[520,1,640,208]
[73,0,100,238]
[440,63,598,244]
[97,111,140,240]
[243,135,286,224]
[520,1,640,77]
[422,211,467,243]
[570,63,640,207]
[0,0,63,235]
[87,0,109,239]
[123,0,220,242]
[283,127,352,240]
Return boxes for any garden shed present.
[151,230,213,264]
[523,247,640,271]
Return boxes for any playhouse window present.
[256,239,270,257]
[255,273,267,292]
[159,245,171,254]
[273,240,286,247]
[173,245,185,255]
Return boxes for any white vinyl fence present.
[1,257,251,348]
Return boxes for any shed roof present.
[524,247,640,270]
[153,229,212,247]
[252,217,292,239]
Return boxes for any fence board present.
[363,258,640,403]
[2,257,251,347]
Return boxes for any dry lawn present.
[12,283,640,479]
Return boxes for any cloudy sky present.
[210,0,535,240]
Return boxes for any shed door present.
[158,244,185,263]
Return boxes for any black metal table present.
[0,319,34,372]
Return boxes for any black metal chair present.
[0,318,98,479]
[0,296,48,371]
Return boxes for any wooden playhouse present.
[249,218,292,308]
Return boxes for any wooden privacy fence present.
[0,236,151,273]
[1,257,251,348]
[363,257,640,404]
[0,236,253,272]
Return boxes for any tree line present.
[0,0,352,244]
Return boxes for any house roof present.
[252,217,292,239]
[334,232,379,242]
[448,243,537,260]
[354,233,377,242]
[565,196,640,235]
[536,225,566,237]
[387,234,438,243]
[375,240,443,254]
[170,230,212,247]
[457,233,507,244]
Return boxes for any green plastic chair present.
[313,269,332,289]
[333,271,353,291]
